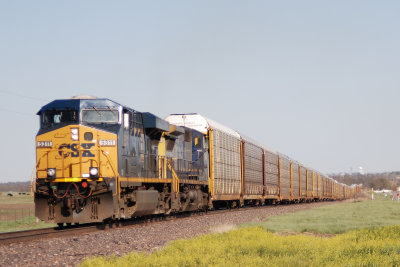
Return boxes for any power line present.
[0,90,50,102]
[0,107,35,116]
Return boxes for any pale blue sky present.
[0,1,399,182]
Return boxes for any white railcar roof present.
[238,132,277,154]
[165,113,241,138]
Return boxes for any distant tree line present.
[0,181,30,192]
[331,172,400,190]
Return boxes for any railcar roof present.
[167,114,280,154]
[166,113,241,138]
[239,133,277,154]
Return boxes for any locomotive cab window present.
[42,110,78,125]
[82,108,119,124]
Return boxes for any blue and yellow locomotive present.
[34,96,209,225]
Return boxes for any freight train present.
[33,96,360,225]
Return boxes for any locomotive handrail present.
[30,169,35,195]
[158,156,168,179]
[158,155,202,180]
[167,159,180,195]
[99,149,120,199]
[32,151,52,194]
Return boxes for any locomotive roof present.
[37,98,122,115]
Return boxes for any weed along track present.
[0,201,336,267]
[81,196,400,267]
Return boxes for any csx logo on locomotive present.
[58,143,95,158]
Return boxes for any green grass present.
[243,195,400,234]
[0,194,33,205]
[0,216,57,232]
[81,226,400,267]
[80,195,400,266]
[0,193,56,232]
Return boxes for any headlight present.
[47,168,56,178]
[89,167,98,177]
[71,128,79,141]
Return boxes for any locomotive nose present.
[36,124,117,182]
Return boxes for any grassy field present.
[0,193,56,232]
[81,195,400,267]
[0,216,56,232]
[243,195,400,234]
[81,225,400,267]
[0,193,33,205]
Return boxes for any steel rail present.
[0,201,338,246]
[0,224,100,246]
[0,207,255,246]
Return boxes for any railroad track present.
[0,207,261,245]
[0,202,322,246]
[0,224,100,245]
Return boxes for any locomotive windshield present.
[42,110,78,125]
[82,108,119,123]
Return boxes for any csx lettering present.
[81,143,95,157]
[58,143,95,158]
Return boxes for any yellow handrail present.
[31,151,51,195]
[100,149,120,199]
[167,159,179,195]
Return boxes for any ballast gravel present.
[0,201,340,267]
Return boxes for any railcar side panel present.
[212,129,241,197]
[312,172,318,197]
[300,166,307,198]
[280,157,291,199]
[292,162,300,198]
[307,170,313,197]
[265,150,279,197]
[242,141,264,197]
[317,174,322,198]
